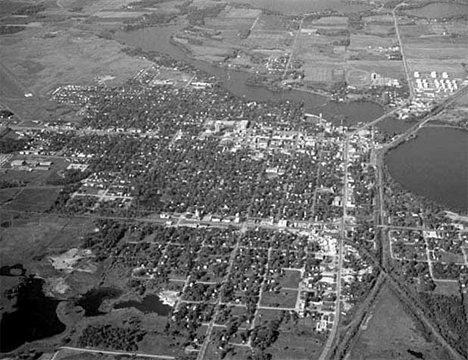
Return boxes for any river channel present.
[115,25,384,126]
[231,0,372,14]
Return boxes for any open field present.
[433,280,460,296]
[349,33,396,50]
[278,269,301,288]
[404,41,468,61]
[270,331,323,360]
[349,285,450,360]
[3,187,61,212]
[260,289,298,308]
[0,62,29,98]
[347,60,405,79]
[0,25,151,97]
[363,24,395,36]
[0,187,22,205]
[406,59,466,78]
[0,213,91,265]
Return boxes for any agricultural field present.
[348,34,397,61]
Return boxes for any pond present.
[114,294,172,316]
[76,287,123,317]
[0,276,66,353]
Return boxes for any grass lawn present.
[260,289,298,308]
[278,269,302,289]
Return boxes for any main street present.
[318,135,348,360]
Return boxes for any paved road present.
[349,102,408,135]
[58,346,174,359]
[283,17,304,79]
[196,228,243,360]
[393,3,413,99]
[318,136,348,360]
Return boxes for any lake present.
[385,127,468,212]
[115,26,384,126]
[405,3,468,18]
[114,294,172,316]
[0,277,66,353]
[231,0,372,14]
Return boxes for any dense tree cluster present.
[0,137,28,153]
[78,324,146,352]
[81,220,127,260]
[418,294,468,358]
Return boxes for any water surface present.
[385,127,468,211]
[231,0,372,14]
[115,26,383,125]
[405,3,468,18]
[114,294,172,315]
[0,277,65,352]
[76,287,122,316]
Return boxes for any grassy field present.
[257,308,283,323]
[278,269,301,288]
[0,213,93,264]
[406,59,466,78]
[0,187,22,205]
[433,280,460,296]
[347,60,405,79]
[260,289,298,308]
[349,285,449,360]
[405,41,468,61]
[0,23,151,106]
[4,187,61,212]
[271,331,323,360]
[0,63,28,98]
